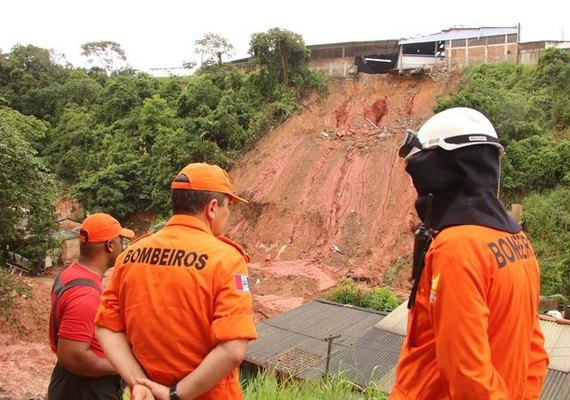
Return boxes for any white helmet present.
[399,107,504,159]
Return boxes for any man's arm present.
[57,337,116,377]
[524,318,549,399]
[430,251,508,399]
[137,339,248,400]
[95,327,148,388]
[55,285,115,377]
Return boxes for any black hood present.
[405,145,520,233]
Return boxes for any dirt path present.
[0,277,54,400]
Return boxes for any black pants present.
[47,362,121,400]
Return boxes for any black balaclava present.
[405,145,520,233]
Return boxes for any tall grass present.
[243,371,388,400]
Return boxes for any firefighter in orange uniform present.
[391,108,549,399]
[95,163,257,400]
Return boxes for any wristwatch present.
[169,383,180,400]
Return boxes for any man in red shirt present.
[391,107,549,399]
[96,163,257,400]
[48,213,134,400]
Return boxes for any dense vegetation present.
[1,31,569,302]
[0,30,326,268]
[435,48,570,299]
[243,371,387,399]
[324,280,401,312]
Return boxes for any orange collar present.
[165,214,213,235]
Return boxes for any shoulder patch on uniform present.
[217,235,250,262]
[234,274,251,292]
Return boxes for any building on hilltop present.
[228,25,570,78]
[398,26,519,70]
[306,40,399,76]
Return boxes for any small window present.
[487,35,506,45]
[468,37,486,46]
[451,39,466,47]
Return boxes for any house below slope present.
[244,300,570,398]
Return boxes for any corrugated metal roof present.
[307,40,398,50]
[540,319,570,372]
[245,299,570,397]
[245,300,386,376]
[400,27,518,45]
[374,300,408,336]
[307,40,399,60]
[541,369,570,400]
[328,327,404,388]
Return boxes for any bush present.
[324,280,401,312]
[523,187,570,297]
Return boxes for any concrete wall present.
[308,57,357,77]
[519,41,570,65]
[400,54,444,69]
[447,42,518,68]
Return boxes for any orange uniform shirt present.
[96,215,257,399]
[391,225,548,400]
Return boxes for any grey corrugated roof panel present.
[399,27,518,45]
[539,318,570,372]
[541,369,570,400]
[245,301,386,368]
[246,326,311,364]
[260,300,385,339]
[374,300,408,336]
[329,328,404,387]
[307,40,399,50]
[287,329,403,387]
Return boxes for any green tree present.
[534,47,570,89]
[137,94,179,153]
[195,33,235,67]
[0,107,57,270]
[96,73,159,123]
[523,188,570,297]
[249,28,311,88]
[73,160,144,219]
[0,44,69,115]
[43,105,99,182]
[0,106,48,152]
[26,69,103,122]
[81,41,129,74]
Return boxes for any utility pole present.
[324,334,341,379]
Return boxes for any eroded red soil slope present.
[0,72,458,399]
[228,73,459,315]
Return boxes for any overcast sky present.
[2,0,569,73]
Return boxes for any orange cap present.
[170,163,247,203]
[79,213,135,243]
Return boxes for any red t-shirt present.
[49,262,106,358]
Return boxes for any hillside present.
[0,71,459,399]
[227,72,460,316]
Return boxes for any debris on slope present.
[228,73,459,315]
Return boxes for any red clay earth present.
[0,71,459,399]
